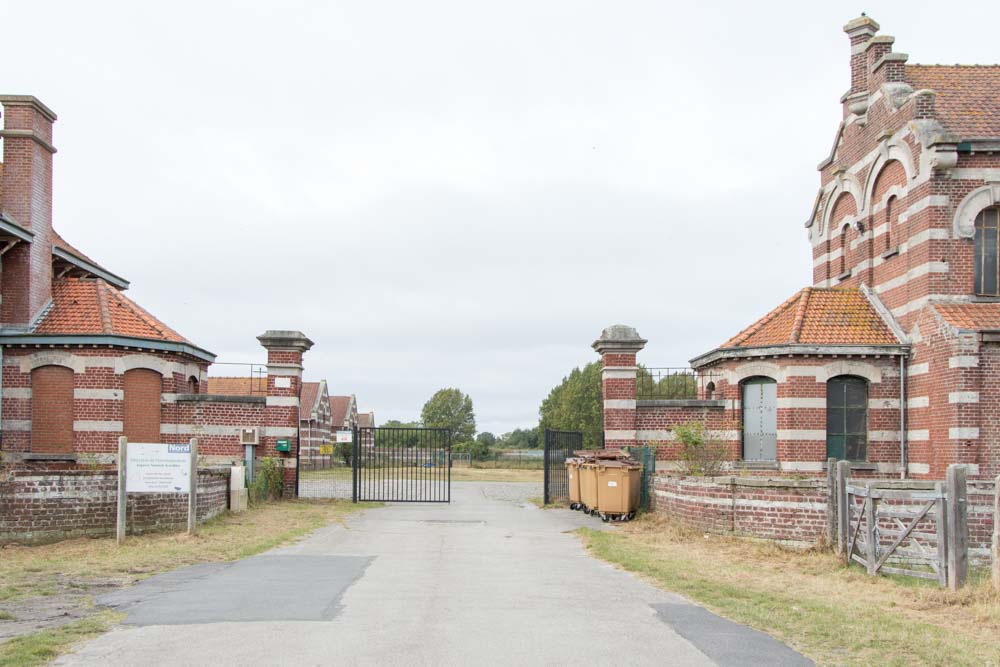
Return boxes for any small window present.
[884,196,896,251]
[827,375,868,461]
[840,225,849,275]
[974,207,1000,296]
[705,381,716,400]
[187,376,199,394]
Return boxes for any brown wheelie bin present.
[565,458,583,510]
[578,461,599,515]
[594,460,642,522]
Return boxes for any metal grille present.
[354,427,451,503]
[625,446,655,509]
[543,429,582,504]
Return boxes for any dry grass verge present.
[580,514,1000,666]
[301,466,543,483]
[0,499,375,666]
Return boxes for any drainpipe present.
[899,353,908,480]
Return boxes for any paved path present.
[58,482,810,666]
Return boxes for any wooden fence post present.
[116,436,127,545]
[188,438,198,536]
[865,482,878,575]
[946,464,968,591]
[826,458,837,549]
[935,481,948,588]
[837,460,850,558]
[993,475,999,593]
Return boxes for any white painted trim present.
[949,392,979,404]
[907,396,929,408]
[604,399,636,409]
[869,430,901,441]
[266,396,300,407]
[779,461,825,472]
[907,429,929,441]
[604,429,637,440]
[73,420,123,432]
[949,356,978,368]
[869,398,900,409]
[777,429,826,441]
[908,462,931,475]
[3,388,31,399]
[602,369,637,380]
[907,363,929,376]
[949,427,979,439]
[74,388,122,400]
[1,419,30,431]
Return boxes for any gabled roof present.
[300,382,321,417]
[329,395,354,426]
[722,287,902,348]
[206,376,268,396]
[933,302,1000,331]
[358,412,374,428]
[905,65,1000,139]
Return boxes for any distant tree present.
[476,432,496,447]
[376,419,421,447]
[421,388,476,445]
[497,427,540,450]
[538,361,603,449]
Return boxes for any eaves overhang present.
[0,333,216,362]
[690,343,910,369]
[0,214,34,243]
[957,138,1000,153]
[52,246,130,289]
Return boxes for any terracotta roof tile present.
[905,65,1000,139]
[206,376,268,396]
[933,302,1000,330]
[721,287,900,348]
[34,278,194,345]
[358,412,374,428]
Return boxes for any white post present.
[188,438,198,535]
[116,436,128,545]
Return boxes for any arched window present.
[187,376,199,394]
[974,206,1000,296]
[884,195,896,251]
[742,377,776,461]
[704,381,716,400]
[839,225,849,276]
[31,365,74,453]
[827,375,868,461]
[123,368,162,443]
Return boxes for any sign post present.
[188,438,198,536]
[117,436,128,545]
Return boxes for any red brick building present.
[299,380,332,469]
[599,16,1000,480]
[0,96,311,495]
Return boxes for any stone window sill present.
[880,246,899,259]
[835,270,851,282]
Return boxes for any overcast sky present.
[4,1,999,435]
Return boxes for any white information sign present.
[335,430,353,444]
[125,443,192,494]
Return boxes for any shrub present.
[249,457,285,505]
[674,422,728,476]
[335,441,353,466]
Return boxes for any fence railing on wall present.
[636,368,721,401]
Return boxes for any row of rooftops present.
[205,378,374,429]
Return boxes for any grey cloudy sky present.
[5,1,999,434]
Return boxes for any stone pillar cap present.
[592,324,647,355]
[843,15,879,37]
[0,95,57,122]
[257,330,314,352]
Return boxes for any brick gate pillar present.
[258,330,314,497]
[592,325,646,450]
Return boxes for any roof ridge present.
[725,289,804,347]
[789,287,811,343]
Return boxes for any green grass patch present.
[0,611,121,667]
[579,516,1000,666]
[0,610,16,622]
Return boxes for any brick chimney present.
[0,95,57,328]
[843,15,880,102]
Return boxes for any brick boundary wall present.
[0,468,229,545]
[651,474,996,555]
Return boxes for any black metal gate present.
[543,429,582,504]
[352,427,451,503]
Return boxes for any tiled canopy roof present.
[34,277,192,343]
[933,302,1000,331]
[206,376,268,396]
[300,382,320,417]
[905,65,1000,139]
[329,396,353,426]
[721,287,901,348]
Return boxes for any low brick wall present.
[0,468,229,545]
[652,474,828,546]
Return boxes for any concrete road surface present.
[57,482,810,666]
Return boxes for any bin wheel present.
[627,512,636,521]
[601,514,610,522]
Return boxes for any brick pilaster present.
[257,330,313,497]
[592,325,646,450]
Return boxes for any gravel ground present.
[471,481,541,504]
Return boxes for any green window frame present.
[974,207,1000,296]
[826,375,868,461]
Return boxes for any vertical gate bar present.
[865,485,878,575]
[352,426,358,503]
[946,464,969,590]
[936,481,948,587]
[543,429,550,505]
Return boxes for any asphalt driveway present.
[57,482,810,666]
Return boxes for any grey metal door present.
[742,378,777,461]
